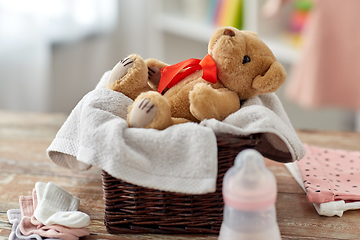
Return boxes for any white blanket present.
[47,71,305,194]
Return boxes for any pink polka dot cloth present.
[296,144,360,204]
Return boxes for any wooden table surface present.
[0,110,360,239]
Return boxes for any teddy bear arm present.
[145,58,169,69]
[190,83,240,121]
[144,58,170,89]
[207,89,240,120]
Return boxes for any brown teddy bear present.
[106,26,287,130]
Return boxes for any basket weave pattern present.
[102,133,261,234]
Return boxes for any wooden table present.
[0,110,360,239]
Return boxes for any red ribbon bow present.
[157,54,217,94]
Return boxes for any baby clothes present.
[7,209,60,240]
[34,182,90,228]
[296,144,360,204]
[7,182,90,240]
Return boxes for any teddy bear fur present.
[106,26,287,130]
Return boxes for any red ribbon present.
[157,54,217,94]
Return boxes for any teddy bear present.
[106,26,287,130]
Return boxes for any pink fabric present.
[19,195,34,218]
[286,0,360,110]
[297,144,360,204]
[32,188,38,211]
[20,217,84,240]
[18,189,90,240]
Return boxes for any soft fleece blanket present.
[47,71,305,194]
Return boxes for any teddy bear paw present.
[189,83,217,121]
[148,66,161,87]
[107,57,134,86]
[127,91,173,130]
[128,98,158,128]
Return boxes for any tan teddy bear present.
[106,26,287,130]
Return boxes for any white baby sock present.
[36,182,80,211]
[34,182,90,228]
[7,209,21,224]
[45,211,91,228]
[34,182,46,204]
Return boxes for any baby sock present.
[45,211,91,228]
[35,182,46,203]
[8,208,47,240]
[7,209,22,224]
[34,182,90,228]
[41,225,90,240]
[7,209,25,240]
[32,188,38,211]
[21,217,86,240]
[17,193,47,240]
[19,196,34,218]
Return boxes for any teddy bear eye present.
[242,55,251,64]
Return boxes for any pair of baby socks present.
[34,182,90,228]
[7,182,90,240]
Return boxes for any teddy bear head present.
[208,26,286,100]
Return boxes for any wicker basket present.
[102,133,262,234]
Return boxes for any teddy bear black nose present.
[224,29,235,37]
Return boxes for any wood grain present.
[1,110,360,239]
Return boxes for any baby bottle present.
[218,149,281,240]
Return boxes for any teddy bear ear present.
[252,61,286,93]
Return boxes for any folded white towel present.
[47,71,305,194]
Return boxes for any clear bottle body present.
[218,204,281,240]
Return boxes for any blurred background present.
[0,0,359,131]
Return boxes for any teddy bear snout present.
[223,28,235,37]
